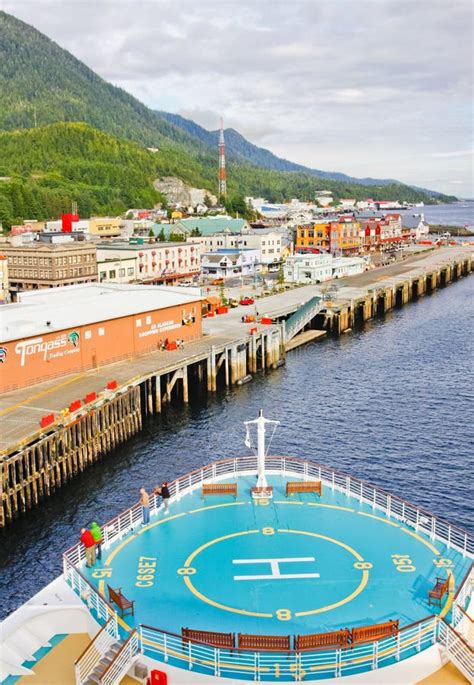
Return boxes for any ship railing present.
[98,629,140,685]
[63,554,116,625]
[437,618,473,682]
[63,455,472,579]
[74,615,119,685]
[452,563,474,630]
[139,615,437,681]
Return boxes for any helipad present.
[82,473,469,638]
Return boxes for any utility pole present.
[218,117,227,200]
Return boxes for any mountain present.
[0,123,168,225]
[158,112,399,186]
[0,10,456,226]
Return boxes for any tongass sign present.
[15,332,80,367]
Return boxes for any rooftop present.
[1,283,202,343]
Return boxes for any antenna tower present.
[218,117,227,199]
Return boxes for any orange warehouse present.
[0,283,202,393]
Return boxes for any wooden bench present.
[202,483,237,499]
[428,576,450,606]
[107,585,134,618]
[286,481,322,497]
[238,633,291,652]
[182,628,234,649]
[351,620,399,645]
[295,629,350,651]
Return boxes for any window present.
[127,267,134,275]
[100,271,106,280]
[109,270,116,279]
[98,327,105,336]
[146,316,152,324]
[136,319,142,327]
[119,268,125,277]
[85,330,92,340]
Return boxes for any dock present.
[285,329,327,351]
[0,246,472,526]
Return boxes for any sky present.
[3,0,473,196]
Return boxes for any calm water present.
[399,201,474,228]
[0,275,473,620]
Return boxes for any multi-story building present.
[0,236,97,295]
[97,255,138,283]
[201,249,260,280]
[89,217,122,238]
[359,213,405,252]
[190,230,283,271]
[96,241,201,284]
[296,218,360,255]
[284,253,365,284]
[0,255,9,303]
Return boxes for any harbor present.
[0,246,472,528]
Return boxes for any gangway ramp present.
[283,295,324,342]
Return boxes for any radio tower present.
[218,117,227,199]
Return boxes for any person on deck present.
[89,521,103,561]
[80,528,96,568]
[140,487,150,525]
[154,481,171,514]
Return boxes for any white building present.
[401,213,430,240]
[0,255,9,303]
[97,255,138,283]
[190,231,283,269]
[96,241,201,284]
[284,253,333,284]
[201,249,260,280]
[284,253,365,284]
[332,256,366,278]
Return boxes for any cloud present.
[431,150,474,158]
[2,0,473,195]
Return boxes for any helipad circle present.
[181,528,370,618]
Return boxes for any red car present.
[239,297,254,306]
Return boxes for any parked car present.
[239,297,255,306]
[211,278,224,285]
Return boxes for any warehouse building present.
[0,283,202,393]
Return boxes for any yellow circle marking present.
[276,529,369,617]
[183,529,272,617]
[184,527,368,619]
[400,526,440,555]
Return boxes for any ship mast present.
[245,410,279,497]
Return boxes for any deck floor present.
[82,474,470,638]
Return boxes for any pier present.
[0,246,472,526]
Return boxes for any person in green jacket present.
[89,521,103,561]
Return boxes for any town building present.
[0,283,202,393]
[97,255,138,283]
[401,213,430,240]
[96,240,201,284]
[358,213,407,252]
[190,230,283,271]
[201,248,260,280]
[284,253,333,283]
[284,253,365,284]
[296,218,360,255]
[0,255,9,303]
[0,236,97,296]
[332,256,367,279]
[172,217,249,237]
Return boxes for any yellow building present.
[296,220,360,255]
[89,217,122,237]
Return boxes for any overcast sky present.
[3,0,473,196]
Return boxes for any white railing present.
[75,615,119,685]
[140,616,437,681]
[63,556,116,625]
[99,630,140,685]
[63,455,474,682]
[437,619,474,682]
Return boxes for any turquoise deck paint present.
[83,475,469,638]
